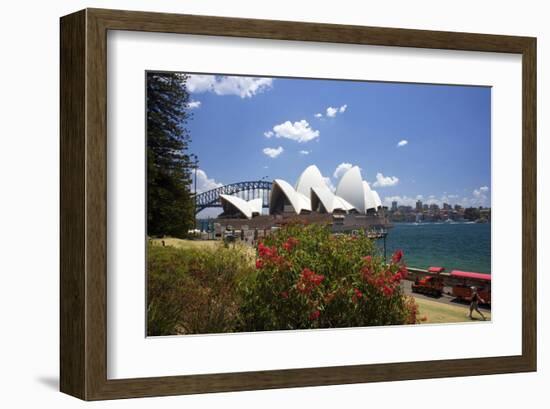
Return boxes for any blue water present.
[381,222,491,274]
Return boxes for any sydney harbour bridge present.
[194,180,273,214]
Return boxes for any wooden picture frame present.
[60,8,537,400]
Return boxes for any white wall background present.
[0,0,546,407]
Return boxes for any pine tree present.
[147,72,195,238]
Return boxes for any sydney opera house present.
[215,165,387,232]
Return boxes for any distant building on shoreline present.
[386,201,491,223]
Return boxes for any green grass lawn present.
[414,297,491,324]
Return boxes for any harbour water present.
[382,222,491,274]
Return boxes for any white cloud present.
[326,107,338,117]
[299,150,310,155]
[187,100,201,109]
[263,131,274,138]
[383,195,418,207]
[272,120,320,143]
[373,172,399,187]
[326,104,348,118]
[472,186,490,206]
[397,139,408,147]
[333,162,353,179]
[194,169,223,193]
[263,146,284,158]
[214,77,272,98]
[314,113,323,118]
[186,75,216,93]
[186,75,273,98]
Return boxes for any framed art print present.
[60,8,536,400]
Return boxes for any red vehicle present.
[450,270,491,304]
[412,267,445,297]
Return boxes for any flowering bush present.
[239,223,418,331]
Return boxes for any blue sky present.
[181,74,491,215]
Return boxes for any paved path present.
[401,280,491,312]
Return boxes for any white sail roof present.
[311,186,356,213]
[219,194,262,219]
[333,195,356,212]
[247,198,263,215]
[295,165,327,198]
[263,164,381,217]
[270,179,312,215]
[371,190,382,208]
[310,186,333,212]
[363,181,377,211]
[335,166,367,214]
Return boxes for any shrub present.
[147,242,255,335]
[239,223,417,331]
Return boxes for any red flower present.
[282,237,299,251]
[352,288,364,304]
[258,243,285,268]
[361,257,375,281]
[258,242,272,258]
[392,249,404,263]
[296,268,325,294]
[309,310,320,320]
[382,285,394,297]
[255,259,264,269]
[313,274,324,286]
[280,291,289,299]
[302,268,313,278]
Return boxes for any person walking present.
[469,286,486,320]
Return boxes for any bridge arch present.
[194,180,273,214]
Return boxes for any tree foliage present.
[147,72,195,238]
